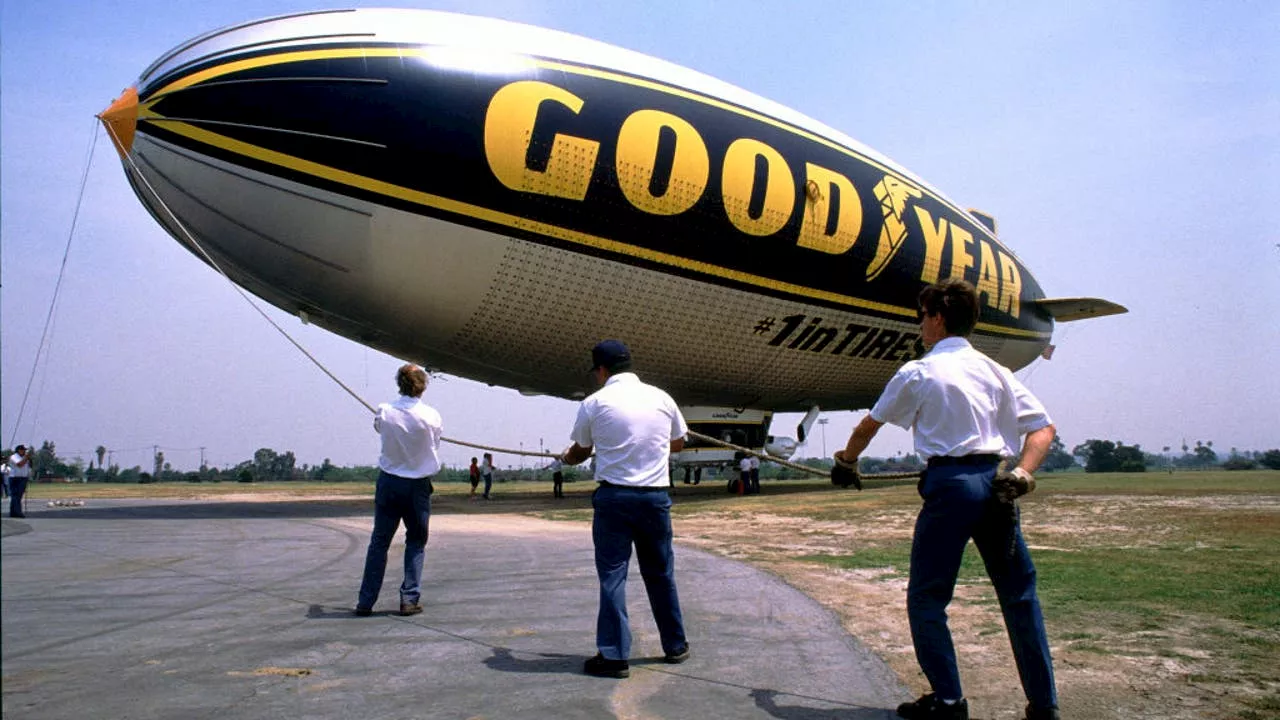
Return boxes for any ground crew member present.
[560,339,691,678]
[835,280,1059,720]
[8,445,31,518]
[354,364,443,617]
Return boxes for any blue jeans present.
[482,473,492,499]
[357,471,433,609]
[908,463,1057,709]
[591,484,687,660]
[9,477,28,517]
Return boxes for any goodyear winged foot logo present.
[866,176,923,281]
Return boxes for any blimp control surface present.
[99,8,1124,431]
[1,502,907,719]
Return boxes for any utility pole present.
[200,447,206,470]
[817,418,829,457]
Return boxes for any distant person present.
[735,453,751,495]
[559,340,690,678]
[1,460,9,499]
[748,454,761,494]
[548,456,565,499]
[8,445,32,519]
[834,280,1059,720]
[354,364,443,617]
[481,452,495,500]
[469,457,481,499]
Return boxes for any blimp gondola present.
[99,8,1124,461]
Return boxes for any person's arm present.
[670,437,685,453]
[837,415,884,464]
[1016,423,1055,474]
[561,443,593,466]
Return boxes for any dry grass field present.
[22,469,1280,719]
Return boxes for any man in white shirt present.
[548,456,565,498]
[561,340,690,678]
[8,446,32,519]
[748,454,761,494]
[355,364,443,617]
[836,280,1059,720]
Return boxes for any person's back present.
[376,396,442,479]
[579,374,680,487]
[879,338,1039,461]
[560,340,690,678]
[355,364,442,617]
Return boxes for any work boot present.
[398,602,423,616]
[1025,704,1060,720]
[897,693,968,719]
[583,653,630,678]
[663,644,691,664]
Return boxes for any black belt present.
[598,482,669,492]
[926,454,1001,468]
[382,470,434,482]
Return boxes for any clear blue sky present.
[2,1,1277,472]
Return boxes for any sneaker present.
[664,645,691,664]
[398,602,423,616]
[897,693,968,720]
[353,607,372,617]
[1025,704,1060,720]
[583,653,630,678]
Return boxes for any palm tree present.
[95,445,106,469]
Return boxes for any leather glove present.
[830,451,862,491]
[993,466,1035,503]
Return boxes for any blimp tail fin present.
[1034,297,1128,322]
[968,209,998,235]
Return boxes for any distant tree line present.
[5,436,1279,484]
[1070,438,1280,473]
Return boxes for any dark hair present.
[918,279,980,337]
[396,364,428,397]
[15,445,27,453]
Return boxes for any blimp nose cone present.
[99,86,138,157]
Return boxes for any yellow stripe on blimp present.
[142,50,1047,341]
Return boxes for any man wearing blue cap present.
[560,340,691,678]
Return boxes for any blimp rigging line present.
[7,121,101,449]
[98,118,865,480]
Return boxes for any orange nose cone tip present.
[99,86,139,157]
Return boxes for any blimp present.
[100,8,1124,463]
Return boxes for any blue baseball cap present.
[591,339,631,371]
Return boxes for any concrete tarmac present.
[2,497,907,719]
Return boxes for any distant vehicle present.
[100,9,1125,459]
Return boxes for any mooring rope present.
[8,121,101,448]
[100,122,918,481]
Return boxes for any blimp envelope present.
[101,9,1117,412]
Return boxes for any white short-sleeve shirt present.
[8,454,30,478]
[870,336,1052,460]
[374,395,443,478]
[570,372,688,487]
